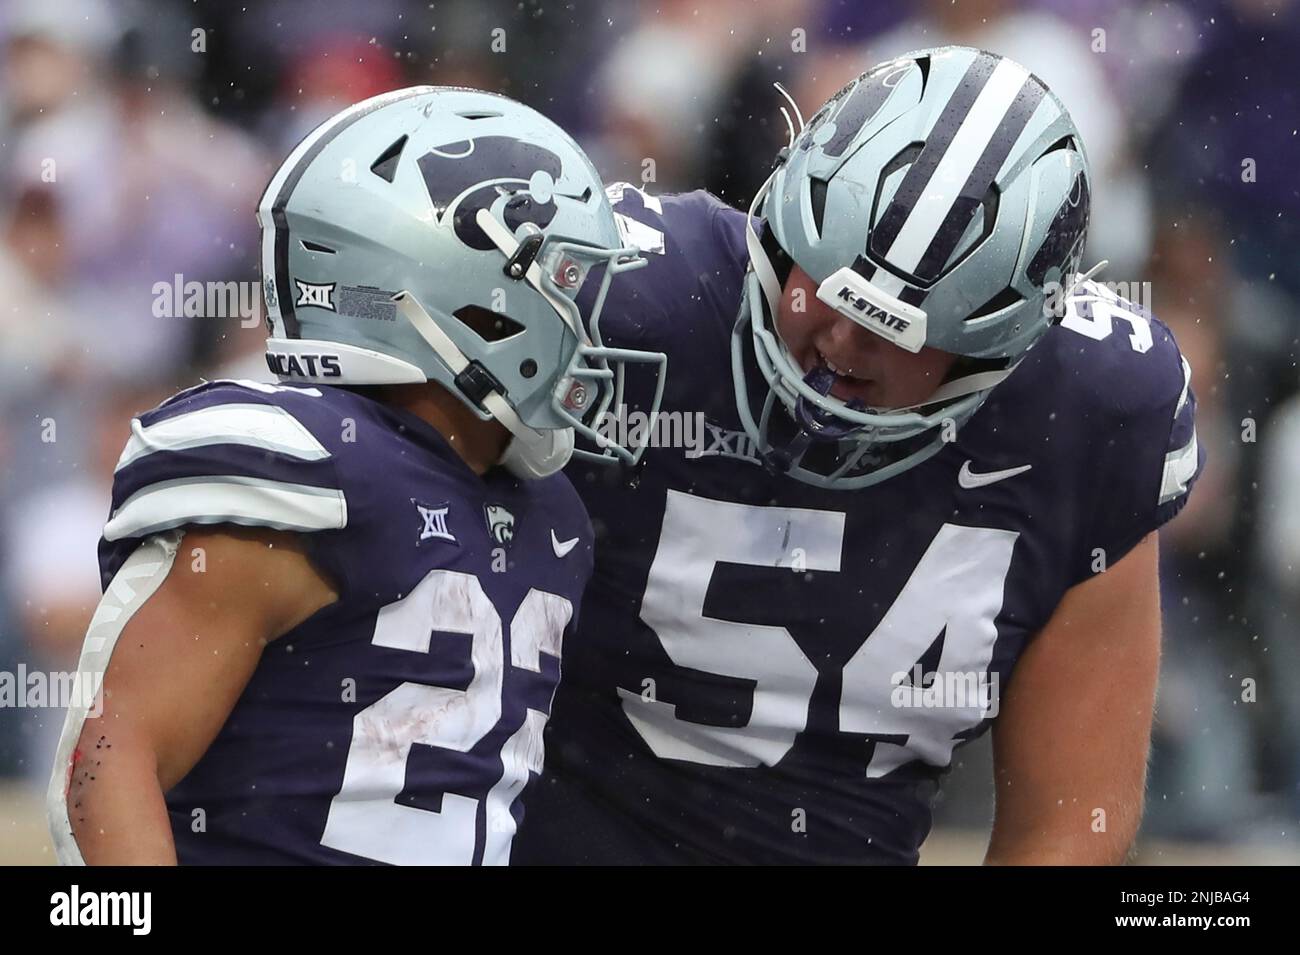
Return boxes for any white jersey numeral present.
[1060,282,1153,353]
[627,490,1017,775]
[841,523,1017,776]
[605,181,666,254]
[622,490,838,767]
[321,571,570,865]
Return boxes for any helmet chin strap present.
[894,367,1015,411]
[392,290,573,479]
[745,169,788,332]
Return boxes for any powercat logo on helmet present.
[418,136,565,251]
[816,266,927,353]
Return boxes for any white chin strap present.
[498,426,575,480]
[392,291,573,480]
[745,168,789,334]
[894,367,1014,410]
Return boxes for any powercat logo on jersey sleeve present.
[816,266,927,353]
[484,504,515,545]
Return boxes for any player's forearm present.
[64,727,178,865]
[984,842,1131,865]
[984,813,1139,865]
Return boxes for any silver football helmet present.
[257,86,666,478]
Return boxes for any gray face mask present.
[395,213,666,478]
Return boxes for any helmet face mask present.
[257,86,666,477]
[733,47,1092,489]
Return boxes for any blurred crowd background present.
[0,0,1297,863]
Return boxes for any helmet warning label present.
[339,285,399,322]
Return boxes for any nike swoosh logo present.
[958,460,1033,489]
[551,529,580,558]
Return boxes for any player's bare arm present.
[65,526,337,864]
[986,531,1162,864]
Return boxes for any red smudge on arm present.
[65,746,83,798]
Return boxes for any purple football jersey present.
[514,186,1202,864]
[100,380,593,864]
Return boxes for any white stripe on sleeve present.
[104,476,347,541]
[116,403,331,471]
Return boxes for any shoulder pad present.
[103,380,347,543]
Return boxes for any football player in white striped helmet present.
[516,47,1202,867]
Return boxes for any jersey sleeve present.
[1066,287,1204,584]
[98,379,349,588]
[596,184,750,344]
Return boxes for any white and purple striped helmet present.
[735,47,1090,488]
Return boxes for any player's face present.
[776,265,958,409]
